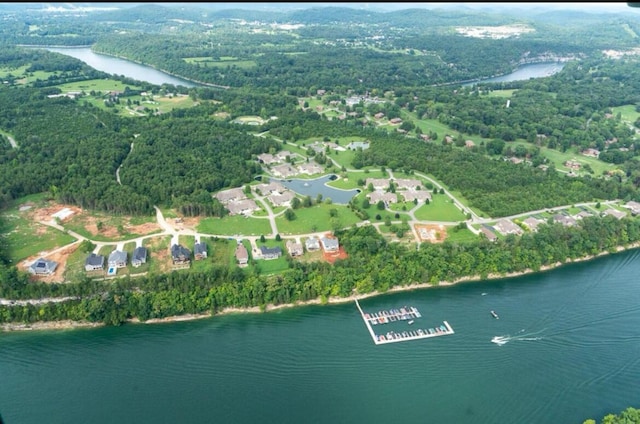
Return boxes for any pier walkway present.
[355,299,454,345]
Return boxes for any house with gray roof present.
[259,245,282,260]
[553,214,577,227]
[305,237,321,251]
[85,253,105,272]
[625,201,640,216]
[28,258,58,275]
[194,241,207,260]
[320,236,340,252]
[108,250,128,269]
[494,219,523,236]
[132,246,148,267]
[171,244,191,266]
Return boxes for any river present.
[42,47,199,87]
[3,49,632,424]
[463,61,566,86]
[2,250,640,423]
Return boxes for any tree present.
[275,234,281,241]
[260,235,266,243]
[284,209,296,221]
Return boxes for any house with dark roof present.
[235,242,249,266]
[259,245,282,260]
[132,246,148,267]
[108,250,128,269]
[28,258,58,275]
[480,226,498,242]
[171,244,191,266]
[194,241,207,260]
[85,253,105,272]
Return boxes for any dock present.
[355,299,454,345]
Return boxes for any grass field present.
[197,214,273,236]
[413,194,469,221]
[274,203,361,235]
[0,194,77,262]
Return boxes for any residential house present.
[235,243,249,266]
[226,199,260,216]
[268,190,296,207]
[493,219,523,236]
[574,210,592,220]
[582,148,600,158]
[28,258,58,275]
[132,246,148,267]
[215,188,246,204]
[394,178,422,190]
[254,182,286,195]
[465,140,475,148]
[367,191,397,206]
[374,112,385,119]
[401,190,432,203]
[522,217,544,232]
[297,163,323,175]
[194,241,207,260]
[365,178,390,190]
[320,236,340,252]
[389,117,402,125]
[286,240,304,257]
[305,237,321,251]
[624,201,640,215]
[480,226,498,242]
[259,245,282,260]
[108,250,128,269]
[271,164,298,178]
[85,253,105,272]
[553,214,577,227]
[602,208,626,220]
[171,244,191,266]
[256,153,280,165]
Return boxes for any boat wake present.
[491,330,544,346]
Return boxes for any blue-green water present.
[3,249,640,424]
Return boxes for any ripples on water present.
[4,250,640,423]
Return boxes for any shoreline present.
[1,243,635,333]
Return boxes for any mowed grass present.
[182,57,257,68]
[413,194,468,221]
[197,215,272,236]
[275,203,361,235]
[56,79,142,93]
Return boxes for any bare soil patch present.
[28,202,82,223]
[414,223,448,243]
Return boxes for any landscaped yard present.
[274,203,361,235]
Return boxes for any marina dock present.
[355,299,454,345]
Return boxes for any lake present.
[464,62,566,86]
[42,47,199,87]
[2,249,640,423]
[273,174,360,204]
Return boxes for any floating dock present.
[355,299,454,345]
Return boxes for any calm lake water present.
[42,47,198,87]
[464,62,566,86]
[3,249,640,424]
[274,174,360,204]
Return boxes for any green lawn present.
[275,203,361,235]
[0,194,77,262]
[413,194,468,221]
[445,226,479,243]
[611,105,640,126]
[197,215,272,236]
[56,79,142,93]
